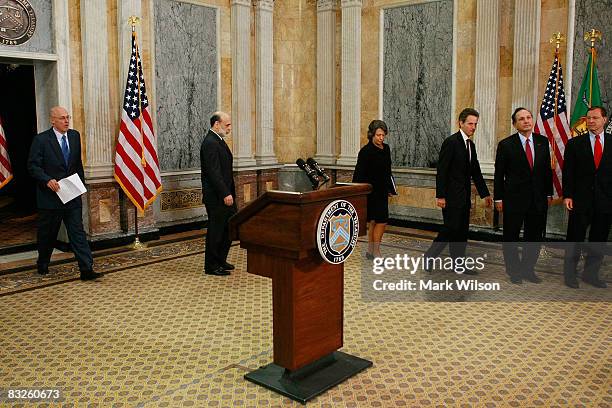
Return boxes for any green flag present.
[570,50,601,136]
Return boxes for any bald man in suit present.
[200,111,237,276]
[28,107,102,281]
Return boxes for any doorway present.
[0,62,38,250]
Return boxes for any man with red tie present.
[563,106,611,288]
[494,108,553,284]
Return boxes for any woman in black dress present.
[352,120,393,258]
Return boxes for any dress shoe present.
[462,269,478,276]
[222,262,235,271]
[565,280,579,289]
[523,274,542,284]
[37,267,49,276]
[582,278,607,288]
[205,267,230,276]
[365,252,374,260]
[80,271,103,281]
[510,276,522,285]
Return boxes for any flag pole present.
[584,29,602,108]
[549,33,564,171]
[539,33,562,255]
[129,15,147,251]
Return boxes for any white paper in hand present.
[56,173,87,204]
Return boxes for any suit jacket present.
[27,128,85,210]
[200,130,235,206]
[436,132,490,208]
[494,133,553,213]
[562,132,612,214]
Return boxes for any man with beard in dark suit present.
[494,107,553,284]
[27,106,102,281]
[563,106,612,288]
[200,111,237,276]
[424,108,492,274]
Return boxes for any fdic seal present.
[0,0,37,46]
[316,199,359,264]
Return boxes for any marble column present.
[315,0,336,165]
[337,0,362,167]
[254,0,277,165]
[53,0,72,112]
[511,0,541,118]
[34,0,72,132]
[474,0,500,174]
[81,0,114,180]
[231,0,256,167]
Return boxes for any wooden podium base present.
[244,351,372,404]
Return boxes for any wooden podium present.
[229,183,373,403]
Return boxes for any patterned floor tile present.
[0,231,610,406]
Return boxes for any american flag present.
[0,115,13,190]
[534,53,570,199]
[114,31,162,213]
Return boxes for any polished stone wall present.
[381,0,454,168]
[153,0,218,171]
[0,0,54,54]
[571,0,611,115]
[273,0,316,163]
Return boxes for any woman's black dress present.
[352,141,393,223]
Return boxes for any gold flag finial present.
[584,29,602,48]
[128,16,141,29]
[549,32,565,49]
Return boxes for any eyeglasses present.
[53,115,71,120]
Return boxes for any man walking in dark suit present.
[424,108,492,274]
[494,107,553,284]
[563,106,611,288]
[201,111,237,276]
[27,106,101,281]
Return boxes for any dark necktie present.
[525,138,533,170]
[594,134,602,169]
[61,135,70,166]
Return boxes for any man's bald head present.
[50,106,71,133]
[210,111,231,137]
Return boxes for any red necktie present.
[525,138,533,170]
[594,134,602,169]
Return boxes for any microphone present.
[306,158,331,184]
[296,158,320,190]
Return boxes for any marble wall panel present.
[382,0,454,168]
[154,0,218,170]
[0,0,54,54]
[571,0,611,116]
[273,0,316,164]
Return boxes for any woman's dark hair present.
[367,120,388,141]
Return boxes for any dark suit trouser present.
[564,211,612,283]
[502,209,547,278]
[37,208,93,272]
[204,201,237,272]
[425,206,470,261]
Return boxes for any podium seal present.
[316,199,359,264]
